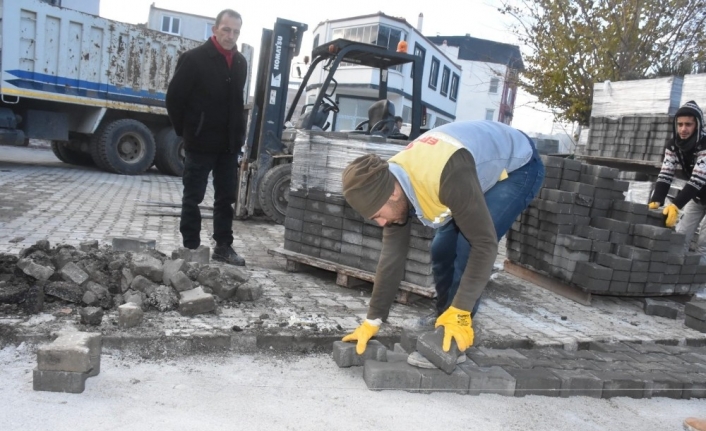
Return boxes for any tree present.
[500,0,706,126]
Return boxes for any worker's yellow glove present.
[663,203,679,228]
[435,306,474,352]
[648,202,660,210]
[342,319,380,355]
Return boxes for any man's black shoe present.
[212,245,246,266]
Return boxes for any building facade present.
[307,13,461,132]
[147,3,214,42]
[39,0,100,15]
[428,35,523,124]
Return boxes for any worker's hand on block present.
[435,306,474,352]
[663,203,679,228]
[648,202,660,210]
[341,319,380,354]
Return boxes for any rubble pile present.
[507,156,706,296]
[0,238,260,319]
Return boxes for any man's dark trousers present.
[180,150,238,249]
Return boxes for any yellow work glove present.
[648,202,660,210]
[435,306,474,352]
[341,319,380,354]
[663,203,679,228]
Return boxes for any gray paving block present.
[593,371,645,398]
[685,315,706,333]
[418,367,471,394]
[505,367,561,397]
[60,262,89,286]
[457,363,516,396]
[234,280,263,302]
[644,298,679,319]
[686,301,706,321]
[549,369,603,398]
[417,328,461,374]
[79,307,104,326]
[332,340,387,367]
[386,351,409,363]
[33,368,87,394]
[37,332,98,373]
[172,246,210,264]
[178,287,216,316]
[112,237,156,253]
[400,328,424,353]
[363,360,422,392]
[118,302,143,328]
[596,253,632,271]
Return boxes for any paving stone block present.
[549,369,603,398]
[162,259,188,286]
[179,287,216,316]
[17,258,54,281]
[616,245,652,261]
[363,360,422,392]
[33,368,87,394]
[386,351,409,363]
[457,363,516,396]
[418,367,471,394]
[37,332,99,373]
[686,301,706,321]
[233,279,263,302]
[79,307,104,326]
[170,271,194,292]
[591,217,630,234]
[400,328,424,353]
[332,340,387,367]
[596,253,632,271]
[60,262,89,286]
[131,253,163,283]
[685,315,706,333]
[118,302,143,328]
[593,371,645,398]
[112,237,156,253]
[632,224,672,240]
[636,372,684,399]
[505,367,561,397]
[644,298,679,319]
[417,328,462,374]
[172,246,210,264]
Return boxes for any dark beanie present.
[342,154,395,219]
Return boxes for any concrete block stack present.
[34,332,101,394]
[506,155,706,296]
[586,76,683,163]
[285,131,436,287]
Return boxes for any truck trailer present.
[0,0,217,175]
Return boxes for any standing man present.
[392,116,404,134]
[166,9,247,266]
[340,121,545,356]
[648,101,706,260]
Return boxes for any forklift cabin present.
[237,36,425,224]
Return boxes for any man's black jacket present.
[166,38,247,154]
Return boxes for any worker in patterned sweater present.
[649,101,706,259]
[339,121,545,363]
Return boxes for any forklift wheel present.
[258,163,291,224]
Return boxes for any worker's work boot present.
[406,350,466,369]
[212,245,246,266]
[401,311,438,331]
[684,418,706,431]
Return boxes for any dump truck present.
[0,0,214,175]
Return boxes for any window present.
[450,73,460,101]
[429,57,440,89]
[161,16,180,35]
[331,24,406,71]
[312,34,320,50]
[335,97,377,131]
[434,117,450,128]
[411,43,426,78]
[489,77,499,94]
[440,66,450,96]
[485,109,495,121]
[204,23,214,40]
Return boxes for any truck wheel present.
[258,163,291,225]
[92,119,156,175]
[154,127,184,176]
[51,140,94,166]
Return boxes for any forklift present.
[236,20,425,224]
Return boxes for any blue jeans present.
[180,150,238,249]
[431,141,545,316]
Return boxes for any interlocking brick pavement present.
[1,146,706,351]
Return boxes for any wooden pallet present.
[268,247,435,304]
[504,259,592,306]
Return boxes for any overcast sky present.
[99,0,560,135]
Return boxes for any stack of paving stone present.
[585,76,683,163]
[506,155,706,296]
[333,330,706,398]
[285,131,436,287]
[686,301,706,333]
[34,332,101,394]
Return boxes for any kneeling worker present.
[341,120,545,356]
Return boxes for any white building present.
[147,3,214,42]
[428,35,524,124]
[308,13,461,131]
[40,0,99,15]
